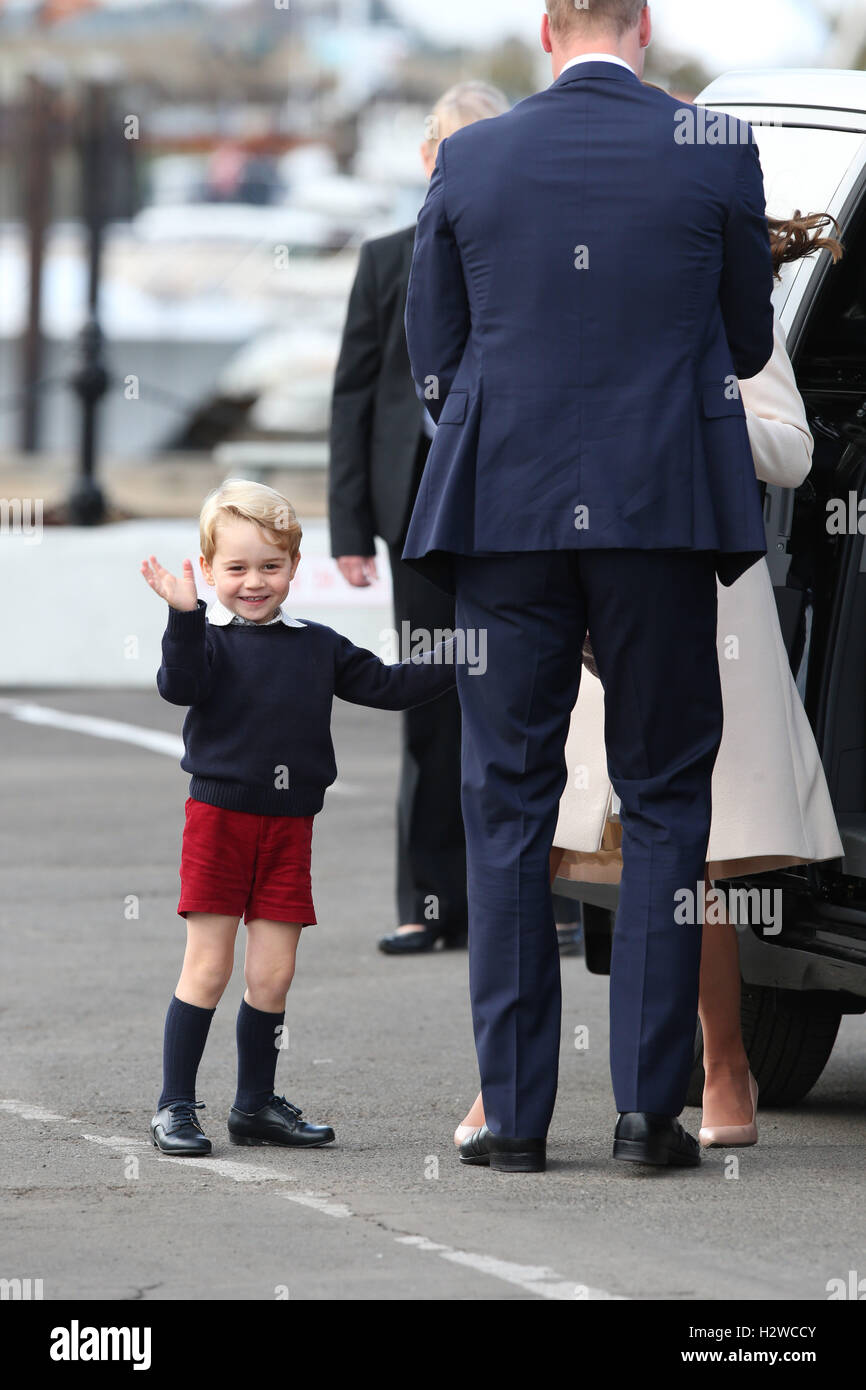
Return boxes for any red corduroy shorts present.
[177,797,316,926]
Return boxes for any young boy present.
[141,478,456,1155]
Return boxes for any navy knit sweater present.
[157,601,457,816]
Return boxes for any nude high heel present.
[454,1124,481,1147]
[699,1071,759,1148]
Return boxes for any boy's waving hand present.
[141,555,199,612]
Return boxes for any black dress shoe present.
[458,1124,546,1172]
[227,1094,335,1148]
[377,926,467,955]
[613,1111,701,1167]
[151,1100,212,1156]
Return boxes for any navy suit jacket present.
[401,61,776,591]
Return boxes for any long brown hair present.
[768,211,844,281]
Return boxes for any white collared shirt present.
[559,52,636,77]
[207,598,306,629]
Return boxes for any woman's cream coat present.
[554,317,844,882]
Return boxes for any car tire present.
[686,983,843,1107]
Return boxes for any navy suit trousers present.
[453,549,723,1137]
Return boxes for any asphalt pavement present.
[1,689,864,1301]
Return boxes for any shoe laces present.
[270,1094,302,1120]
[168,1100,206,1132]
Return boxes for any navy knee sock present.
[234,998,285,1113]
[157,995,216,1109]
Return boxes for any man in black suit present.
[329,82,510,954]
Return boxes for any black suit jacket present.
[328,224,427,556]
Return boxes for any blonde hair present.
[545,0,645,39]
[199,478,302,565]
[424,80,510,148]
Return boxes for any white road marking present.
[395,1235,625,1300]
[10,1102,623,1300]
[83,1133,298,1184]
[83,1136,350,1209]
[81,1135,151,1148]
[0,699,357,793]
[0,1098,67,1121]
[0,701,184,758]
[276,1191,353,1219]
[155,1155,298,1183]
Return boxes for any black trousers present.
[388,438,467,938]
[387,545,467,936]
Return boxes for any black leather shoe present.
[458,1124,546,1172]
[227,1094,335,1147]
[613,1111,701,1167]
[377,926,467,954]
[151,1100,212,1156]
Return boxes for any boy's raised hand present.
[141,555,199,611]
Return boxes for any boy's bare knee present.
[245,962,295,1004]
[182,955,233,1001]
[245,964,296,995]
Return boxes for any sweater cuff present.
[164,599,207,636]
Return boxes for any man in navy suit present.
[402,0,776,1172]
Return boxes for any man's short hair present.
[546,0,646,40]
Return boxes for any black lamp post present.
[67,76,112,525]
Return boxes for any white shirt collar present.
[559,53,636,76]
[207,598,306,628]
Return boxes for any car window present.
[750,126,866,224]
[797,194,866,403]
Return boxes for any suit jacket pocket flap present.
[439,390,468,424]
[701,383,745,419]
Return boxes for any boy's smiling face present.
[200,518,300,624]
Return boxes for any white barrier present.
[0,519,393,687]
